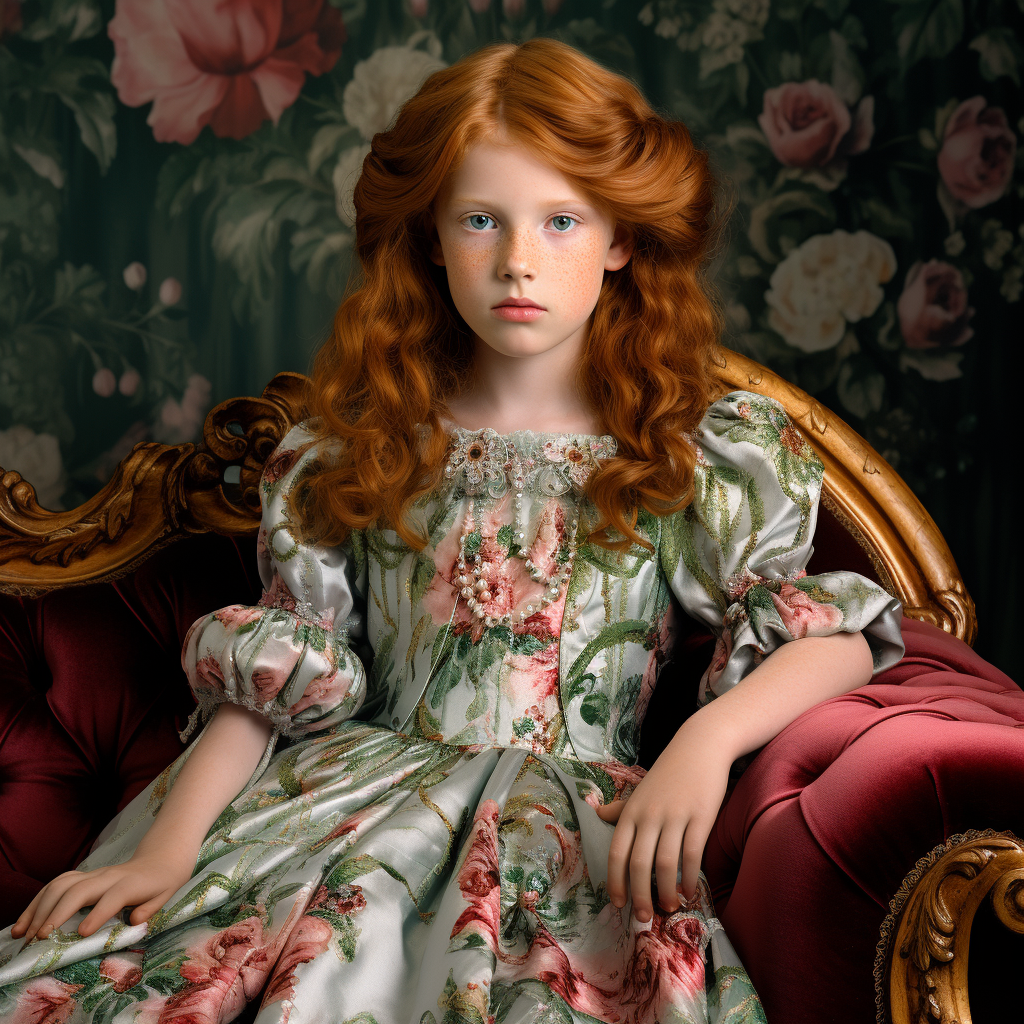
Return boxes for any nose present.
[497,225,536,282]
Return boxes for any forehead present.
[437,139,591,208]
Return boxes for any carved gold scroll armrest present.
[0,372,308,595]
[873,829,1024,1024]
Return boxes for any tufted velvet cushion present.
[0,512,1021,1024]
[0,534,261,920]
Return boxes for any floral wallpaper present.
[0,0,1020,672]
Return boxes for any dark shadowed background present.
[0,0,1021,673]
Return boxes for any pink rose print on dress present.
[7,978,83,1024]
[937,97,1017,209]
[451,799,501,954]
[700,628,733,694]
[770,583,843,639]
[422,494,569,645]
[258,571,300,615]
[261,444,303,487]
[191,655,227,694]
[108,0,346,145]
[897,260,975,350]
[262,914,334,1008]
[758,80,873,168]
[99,951,144,993]
[519,926,623,1022]
[213,605,265,631]
[160,917,269,1024]
[622,912,706,1023]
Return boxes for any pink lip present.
[492,305,545,321]
[494,298,545,308]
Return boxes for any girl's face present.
[429,138,632,364]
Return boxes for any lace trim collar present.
[437,425,618,499]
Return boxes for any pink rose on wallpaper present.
[8,978,82,1024]
[0,1,22,40]
[897,260,975,350]
[108,0,346,145]
[770,583,843,639]
[937,96,1016,208]
[759,80,873,168]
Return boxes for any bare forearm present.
[678,630,873,761]
[134,702,274,868]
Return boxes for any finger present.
[606,816,637,909]
[678,820,711,903]
[129,888,177,926]
[654,821,687,913]
[38,876,113,939]
[12,886,50,937]
[79,886,139,937]
[24,874,85,941]
[595,799,625,822]
[628,824,662,923]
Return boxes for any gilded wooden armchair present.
[1,352,1021,1023]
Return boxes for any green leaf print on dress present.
[0,393,905,1024]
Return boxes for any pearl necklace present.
[456,495,579,628]
[441,426,616,628]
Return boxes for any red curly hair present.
[295,37,724,553]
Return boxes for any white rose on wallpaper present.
[764,229,897,352]
[0,425,66,509]
[343,45,446,141]
[333,144,372,227]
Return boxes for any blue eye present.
[551,215,576,232]
[465,215,494,230]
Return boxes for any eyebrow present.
[449,198,591,209]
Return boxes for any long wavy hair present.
[294,38,725,553]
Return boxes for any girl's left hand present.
[595,723,733,922]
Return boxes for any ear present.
[605,222,633,272]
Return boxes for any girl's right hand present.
[11,852,194,943]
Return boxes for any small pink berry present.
[122,262,147,291]
[469,0,490,10]
[118,368,141,396]
[410,0,427,14]
[159,277,182,305]
[92,368,117,397]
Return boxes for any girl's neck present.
[444,337,602,436]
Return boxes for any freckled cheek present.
[442,239,491,298]
[544,237,608,319]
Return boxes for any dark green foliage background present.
[1,0,1020,672]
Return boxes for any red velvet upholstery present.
[1,512,1021,1024]
[702,619,1024,1023]
[0,534,261,920]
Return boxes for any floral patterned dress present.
[0,392,904,1024]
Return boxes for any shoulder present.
[259,420,341,497]
[691,390,823,496]
[696,391,819,467]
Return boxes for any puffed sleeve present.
[660,391,905,705]
[180,422,369,739]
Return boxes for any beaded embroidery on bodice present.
[440,425,618,499]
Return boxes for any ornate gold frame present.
[874,830,1024,1024]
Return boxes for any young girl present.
[0,39,904,1024]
